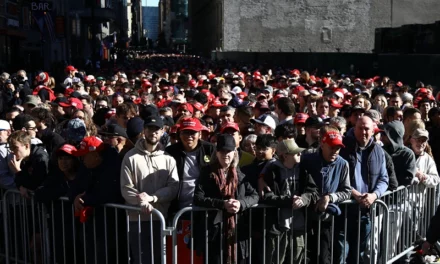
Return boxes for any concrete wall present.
[220,0,440,53]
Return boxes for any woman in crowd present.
[193,134,259,264]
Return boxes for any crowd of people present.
[0,55,440,264]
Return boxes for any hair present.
[48,77,56,89]
[79,94,93,105]
[12,114,34,131]
[7,106,23,115]
[274,122,297,140]
[30,107,57,129]
[72,109,98,136]
[95,95,109,104]
[403,107,421,123]
[307,94,320,103]
[243,134,257,144]
[220,105,235,113]
[193,93,208,105]
[275,97,295,116]
[384,106,401,122]
[236,106,253,119]
[8,130,31,146]
[329,116,347,132]
[255,134,277,148]
[116,103,137,117]
[159,107,173,114]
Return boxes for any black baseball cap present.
[144,115,164,128]
[99,124,128,138]
[305,116,324,128]
[216,134,236,152]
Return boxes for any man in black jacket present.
[8,130,49,198]
[165,117,215,216]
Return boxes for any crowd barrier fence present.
[0,184,438,264]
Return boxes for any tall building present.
[142,7,159,42]
[190,0,440,56]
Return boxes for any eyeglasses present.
[181,130,198,137]
[206,122,214,126]
[96,104,107,109]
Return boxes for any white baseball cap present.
[251,114,276,130]
[0,120,11,131]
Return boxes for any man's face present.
[420,102,431,115]
[219,110,235,124]
[254,123,271,135]
[95,100,108,110]
[81,100,92,112]
[25,120,38,138]
[82,151,102,169]
[307,101,317,116]
[317,102,329,117]
[354,118,373,147]
[256,145,274,161]
[329,106,340,117]
[0,129,10,143]
[102,135,119,147]
[10,141,30,160]
[179,130,200,150]
[52,105,65,117]
[144,126,163,145]
[306,126,320,141]
[321,143,341,163]
[392,110,403,122]
[177,108,192,118]
[350,111,364,126]
[389,97,402,108]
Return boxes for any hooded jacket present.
[15,144,49,190]
[383,121,416,186]
[120,138,179,220]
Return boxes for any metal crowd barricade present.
[1,189,169,264]
[1,184,440,264]
[171,199,389,264]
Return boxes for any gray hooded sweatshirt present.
[383,121,416,186]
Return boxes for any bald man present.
[337,116,389,264]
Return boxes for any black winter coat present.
[15,145,49,190]
[193,165,259,259]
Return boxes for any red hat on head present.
[290,69,300,76]
[237,92,247,99]
[57,144,77,155]
[188,79,197,88]
[65,65,77,72]
[253,71,261,77]
[59,98,84,110]
[73,136,105,156]
[178,103,194,114]
[294,113,309,124]
[273,93,285,101]
[292,85,305,95]
[220,122,240,133]
[321,131,345,148]
[418,88,428,94]
[310,75,316,82]
[141,80,152,88]
[254,75,262,81]
[64,88,75,97]
[208,74,216,80]
[192,102,204,112]
[37,72,50,83]
[179,117,203,132]
[170,124,180,134]
[396,81,403,87]
[210,98,226,108]
[329,98,343,109]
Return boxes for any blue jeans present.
[336,215,371,264]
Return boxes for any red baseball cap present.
[418,88,428,94]
[321,131,345,148]
[192,102,204,112]
[170,124,180,134]
[188,79,197,88]
[141,80,152,88]
[329,99,343,109]
[396,81,403,87]
[292,86,305,95]
[210,98,226,108]
[294,113,309,124]
[59,98,84,110]
[179,117,203,132]
[73,136,105,157]
[65,65,77,72]
[290,69,300,76]
[57,144,77,155]
[220,122,240,133]
[178,103,194,114]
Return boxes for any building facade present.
[142,6,159,42]
[190,0,440,56]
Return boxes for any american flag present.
[44,12,56,42]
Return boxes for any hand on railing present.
[74,192,85,212]
[224,199,240,214]
[19,186,30,199]
[292,195,304,209]
[315,195,330,212]
[140,201,154,214]
[359,193,377,208]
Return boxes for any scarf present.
[212,164,238,264]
